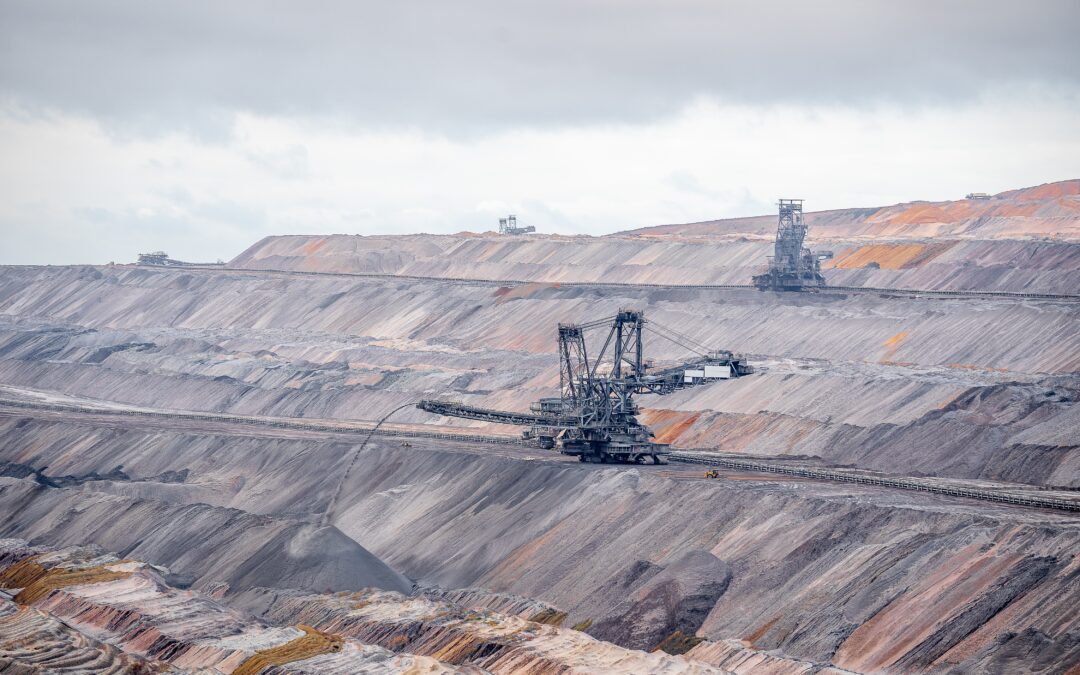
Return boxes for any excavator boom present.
[416,400,561,427]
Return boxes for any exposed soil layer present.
[229,181,1080,293]
[0,538,724,674]
[0,476,411,596]
[0,418,1076,673]
[229,235,1080,294]
[0,265,1076,488]
[0,180,1077,673]
[624,179,1080,241]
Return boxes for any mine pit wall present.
[0,264,1076,486]
[1,192,1076,671]
[0,418,1076,672]
[0,538,736,674]
[639,382,1080,488]
[327,446,1080,673]
[229,233,1080,294]
[0,596,151,673]
[3,266,1077,376]
[0,472,412,597]
[623,180,1080,241]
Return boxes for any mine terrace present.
[0,181,1078,673]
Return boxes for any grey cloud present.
[1,0,1078,140]
[245,145,310,180]
[519,199,578,233]
[187,199,266,229]
[665,172,716,198]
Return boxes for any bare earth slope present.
[0,423,1077,674]
[0,180,1078,673]
[0,476,411,596]
[622,179,1080,240]
[0,266,1076,486]
[229,234,1080,294]
[229,179,1080,293]
[2,538,717,674]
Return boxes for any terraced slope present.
[624,179,1080,240]
[227,180,1080,294]
[0,538,731,674]
[0,475,411,596]
[1,422,1077,673]
[0,180,1077,673]
[228,234,1080,294]
[0,265,1076,485]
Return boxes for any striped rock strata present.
[0,539,730,674]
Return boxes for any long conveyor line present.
[2,397,1078,513]
[0,398,525,447]
[667,452,1080,513]
[126,265,1080,302]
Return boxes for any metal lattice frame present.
[754,199,826,291]
[418,310,752,462]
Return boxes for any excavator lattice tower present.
[752,199,830,291]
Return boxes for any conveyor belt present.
[417,400,561,426]
[3,397,1077,513]
[668,451,1080,513]
[0,399,525,446]
[129,265,1080,302]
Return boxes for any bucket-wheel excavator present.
[418,310,751,464]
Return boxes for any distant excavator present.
[418,309,751,464]
[753,199,833,291]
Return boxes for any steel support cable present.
[647,320,714,354]
[643,325,708,358]
[644,328,702,361]
[593,325,616,373]
[321,401,417,527]
[644,322,709,353]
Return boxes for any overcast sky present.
[2,1,1079,264]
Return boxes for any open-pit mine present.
[1,180,1079,674]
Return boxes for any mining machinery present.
[753,199,832,291]
[137,251,174,266]
[418,310,751,464]
[498,214,536,235]
[136,251,224,267]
